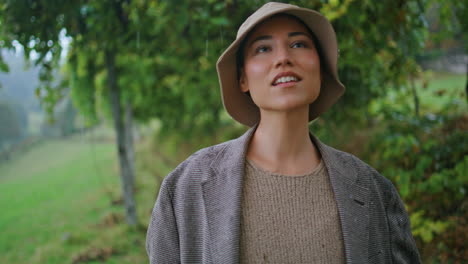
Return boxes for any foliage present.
[426,0,468,51]
[0,0,74,115]
[319,0,429,121]
[119,0,257,136]
[363,106,467,262]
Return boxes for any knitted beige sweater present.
[239,159,345,264]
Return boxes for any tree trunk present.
[105,50,137,226]
[125,101,135,187]
[465,61,468,101]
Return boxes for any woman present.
[146,2,421,263]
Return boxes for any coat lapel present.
[201,126,370,264]
[201,126,256,264]
[311,134,370,264]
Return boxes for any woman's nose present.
[274,46,292,67]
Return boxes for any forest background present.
[0,0,466,263]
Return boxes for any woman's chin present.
[258,101,311,114]
[273,97,318,110]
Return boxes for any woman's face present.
[240,15,321,114]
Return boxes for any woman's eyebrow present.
[288,31,313,40]
[248,35,273,47]
[248,31,312,47]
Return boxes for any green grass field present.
[416,71,466,112]
[0,132,156,264]
[369,72,466,116]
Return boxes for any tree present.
[0,0,138,225]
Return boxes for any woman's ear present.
[239,68,249,93]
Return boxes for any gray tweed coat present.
[146,125,421,264]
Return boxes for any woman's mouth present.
[273,76,300,85]
[272,72,302,86]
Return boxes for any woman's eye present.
[255,46,270,53]
[291,42,306,48]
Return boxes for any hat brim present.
[216,5,345,127]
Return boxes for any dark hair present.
[236,14,324,81]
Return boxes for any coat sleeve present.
[146,181,181,264]
[386,183,421,263]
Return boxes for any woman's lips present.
[274,80,300,88]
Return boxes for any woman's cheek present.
[247,67,262,82]
[304,54,320,71]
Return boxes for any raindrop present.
[220,29,224,45]
[137,31,140,49]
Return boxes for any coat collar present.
[202,124,370,264]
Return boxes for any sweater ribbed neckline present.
[245,158,324,178]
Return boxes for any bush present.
[363,109,467,262]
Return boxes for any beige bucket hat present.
[216,2,345,127]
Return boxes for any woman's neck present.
[246,108,321,175]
